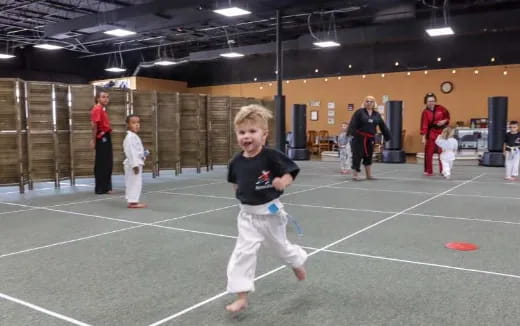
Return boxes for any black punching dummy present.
[481,97,507,167]
[382,101,406,163]
[287,104,310,160]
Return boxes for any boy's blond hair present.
[234,104,273,130]
[440,126,454,139]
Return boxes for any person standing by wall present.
[90,91,113,194]
[420,93,450,176]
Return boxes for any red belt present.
[357,131,375,156]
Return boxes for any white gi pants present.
[440,159,454,177]
[339,144,352,171]
[124,165,142,203]
[226,199,308,293]
[440,151,455,177]
[505,150,520,178]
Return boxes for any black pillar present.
[274,9,286,153]
[287,104,310,160]
[481,96,508,166]
[382,100,406,163]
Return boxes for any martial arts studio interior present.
[1,1,520,325]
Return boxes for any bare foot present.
[226,297,248,313]
[292,266,306,281]
[128,203,147,208]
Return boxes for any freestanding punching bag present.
[287,104,310,160]
[382,100,406,163]
[481,96,508,167]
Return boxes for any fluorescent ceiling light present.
[104,28,136,37]
[213,7,251,17]
[425,27,454,37]
[105,67,126,72]
[34,43,63,50]
[154,59,177,66]
[0,53,15,59]
[220,52,244,58]
[313,41,341,48]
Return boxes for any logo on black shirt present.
[255,170,273,190]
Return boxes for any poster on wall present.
[328,109,335,117]
[328,102,335,109]
[382,95,389,104]
[309,100,320,107]
[92,78,131,89]
[378,105,385,115]
[328,118,335,125]
[311,111,319,121]
[347,104,354,111]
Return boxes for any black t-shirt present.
[227,147,300,205]
[505,132,520,150]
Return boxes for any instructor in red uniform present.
[420,92,450,176]
[90,91,113,194]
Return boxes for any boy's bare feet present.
[292,266,306,281]
[226,293,248,313]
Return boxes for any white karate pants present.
[440,159,454,177]
[339,144,352,171]
[505,151,520,178]
[226,200,307,293]
[124,165,142,203]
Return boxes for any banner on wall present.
[91,78,132,89]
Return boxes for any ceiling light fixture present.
[105,67,126,73]
[395,61,399,66]
[313,41,340,48]
[34,43,63,50]
[452,69,456,74]
[214,7,251,17]
[219,52,244,58]
[437,57,442,62]
[426,27,454,37]
[104,28,136,37]
[0,53,15,59]
[154,59,177,66]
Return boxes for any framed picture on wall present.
[311,111,319,121]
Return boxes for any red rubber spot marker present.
[445,242,478,251]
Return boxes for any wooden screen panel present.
[70,84,95,178]
[131,90,155,172]
[229,97,249,156]
[55,84,71,181]
[102,88,129,174]
[207,96,231,165]
[262,99,276,147]
[157,92,179,172]
[0,79,26,188]
[199,95,208,169]
[25,82,55,183]
[180,93,201,169]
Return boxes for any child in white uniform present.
[225,105,308,313]
[123,115,147,208]
[435,126,458,179]
[337,122,352,174]
[504,121,520,181]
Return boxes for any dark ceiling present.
[1,0,520,85]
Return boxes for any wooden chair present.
[307,130,319,155]
[318,130,330,153]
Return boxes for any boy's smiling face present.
[235,120,268,157]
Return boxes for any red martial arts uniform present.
[420,105,450,175]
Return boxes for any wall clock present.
[440,81,454,94]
